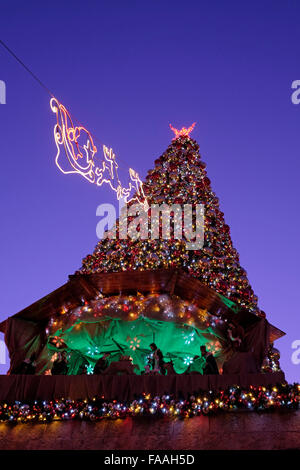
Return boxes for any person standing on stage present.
[227,321,245,351]
[149,343,166,375]
[94,352,111,374]
[200,345,219,375]
[51,351,68,375]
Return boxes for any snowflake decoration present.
[126,335,144,351]
[129,337,141,351]
[182,330,195,345]
[183,356,194,366]
[87,346,100,357]
[86,364,94,375]
[52,336,65,348]
[206,340,222,354]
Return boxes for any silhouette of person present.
[200,345,219,375]
[11,352,37,375]
[227,321,245,351]
[149,343,166,375]
[51,351,68,375]
[94,352,111,374]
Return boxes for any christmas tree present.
[79,127,261,316]
[2,125,284,379]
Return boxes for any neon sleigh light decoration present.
[50,98,149,210]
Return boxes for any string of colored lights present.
[0,384,298,423]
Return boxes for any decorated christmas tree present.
[37,125,278,376]
[0,125,285,380]
[79,126,260,316]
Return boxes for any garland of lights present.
[0,384,298,424]
[46,292,220,336]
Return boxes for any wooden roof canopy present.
[0,269,285,343]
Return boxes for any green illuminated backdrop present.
[46,293,226,375]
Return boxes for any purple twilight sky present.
[0,1,299,382]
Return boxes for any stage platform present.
[0,372,285,402]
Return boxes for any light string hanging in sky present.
[50,97,149,210]
[0,39,148,209]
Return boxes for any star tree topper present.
[169,122,196,140]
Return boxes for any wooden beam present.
[0,269,286,343]
[165,270,178,295]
